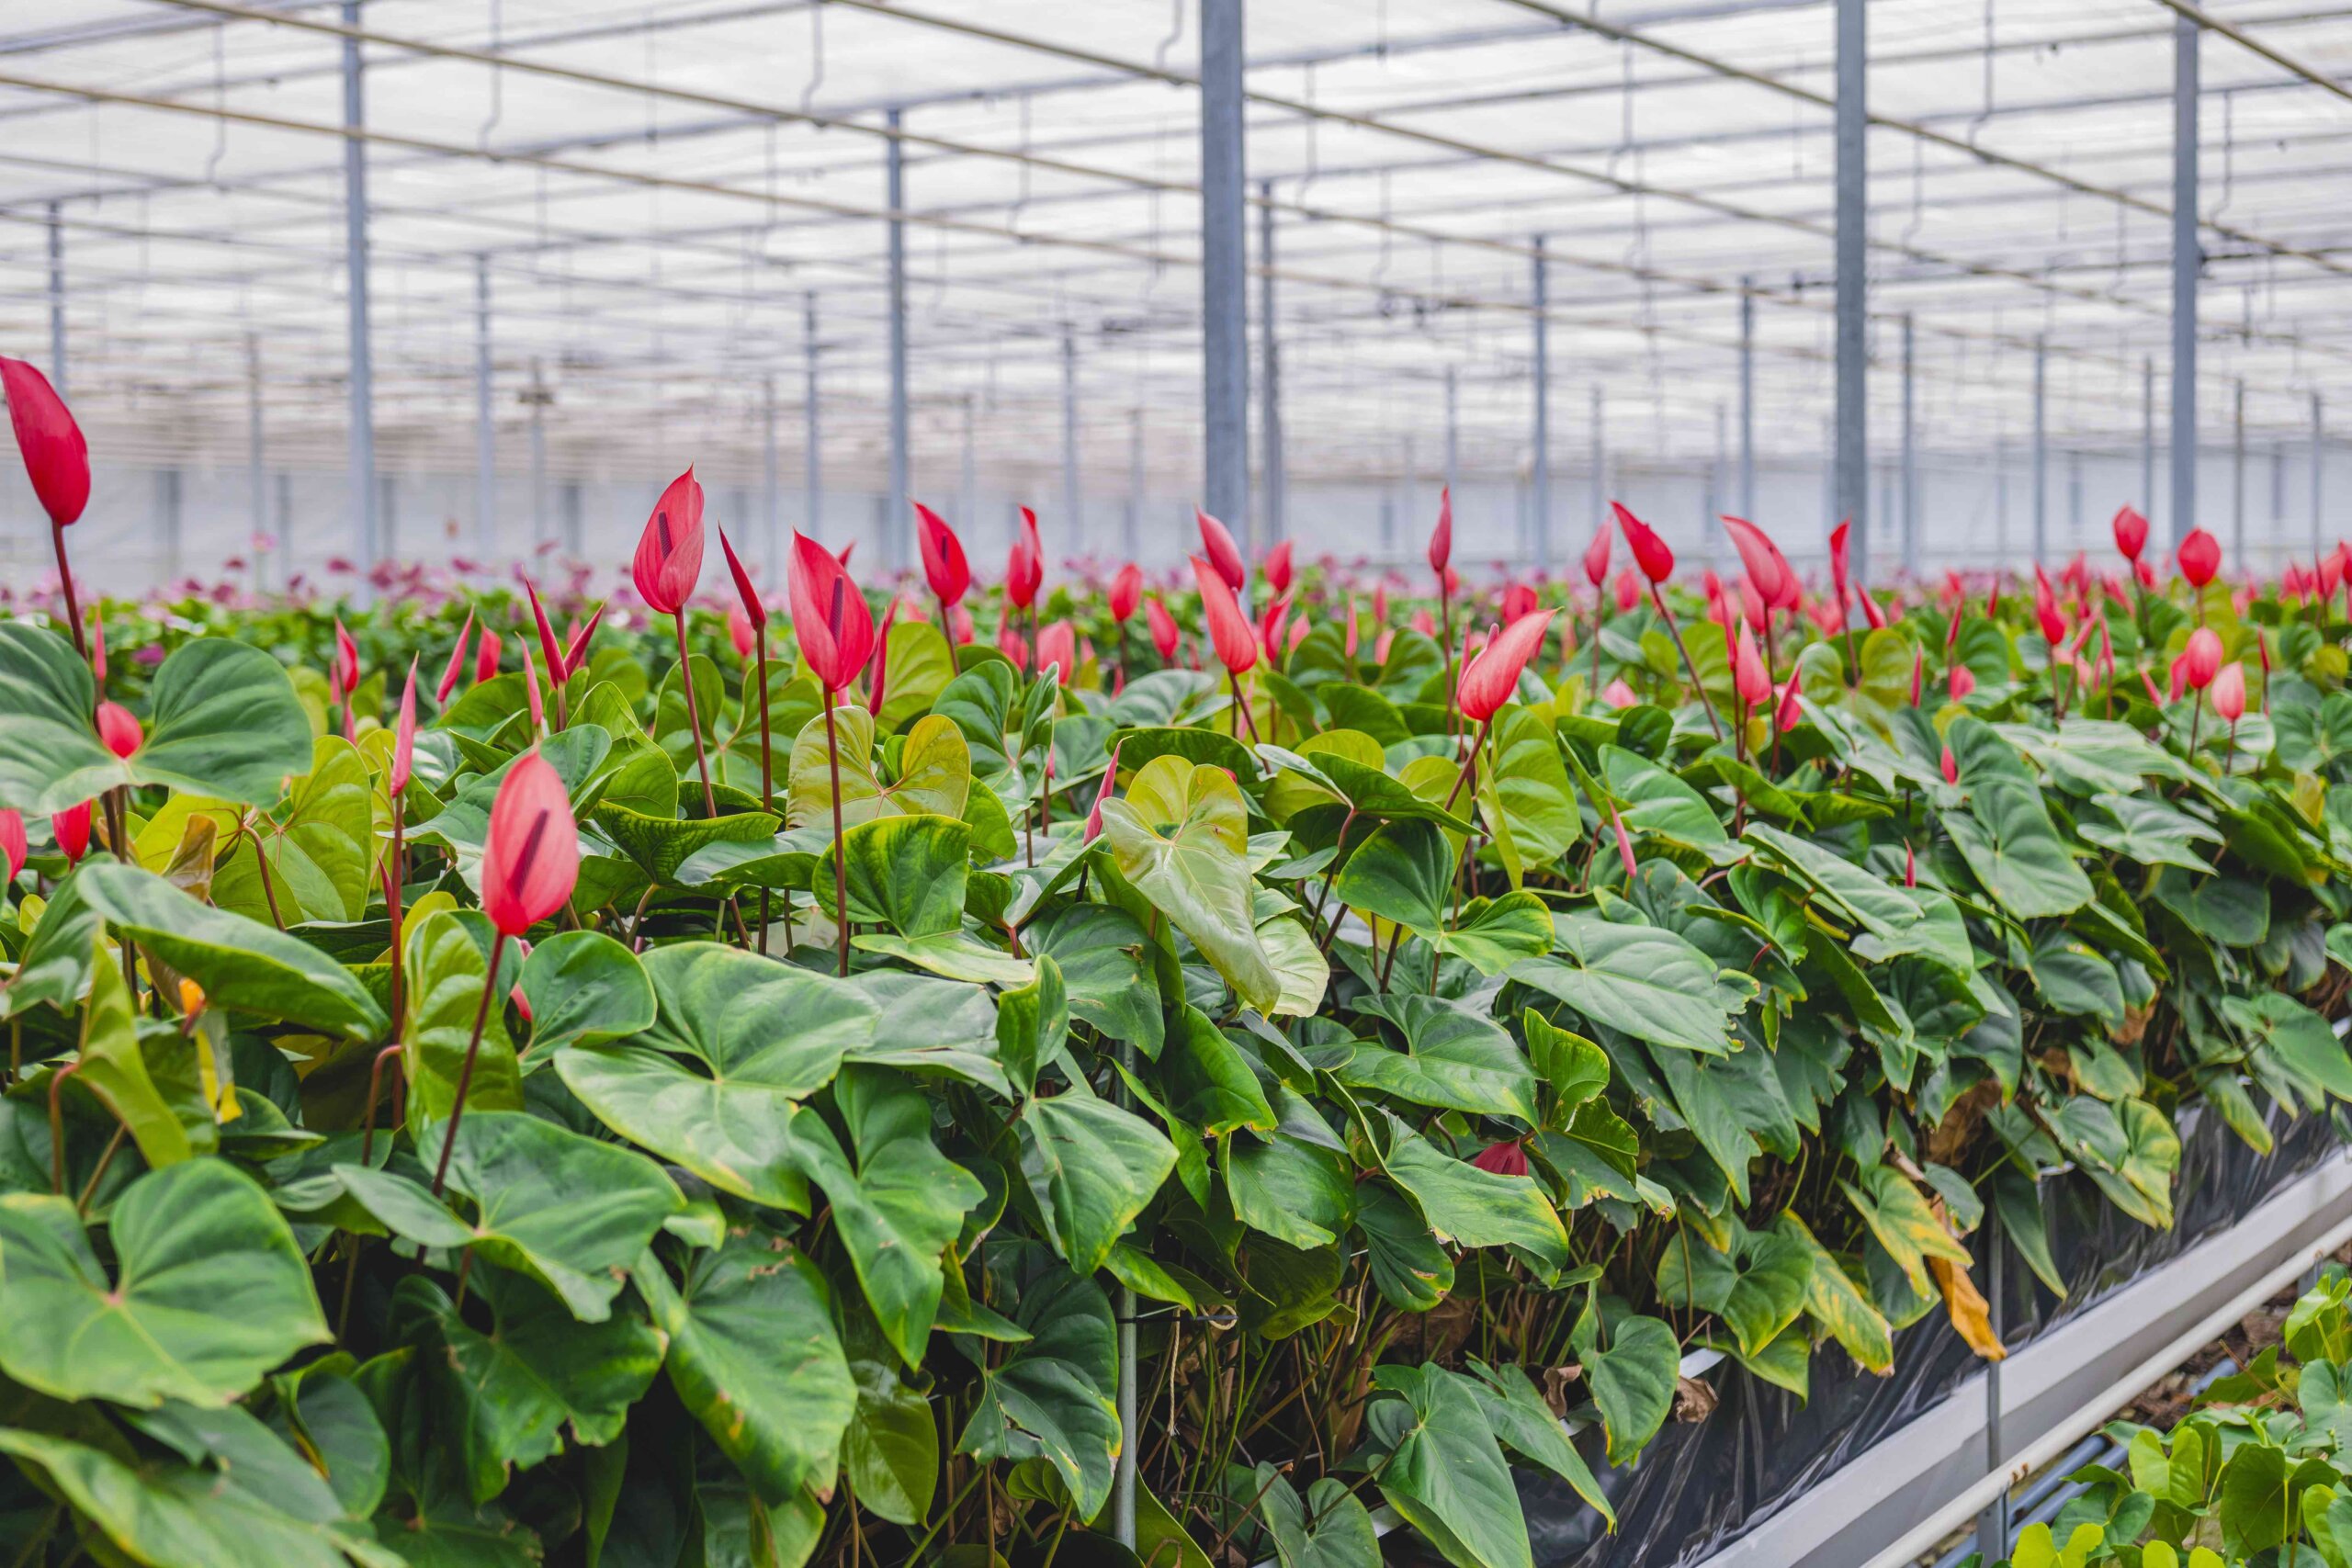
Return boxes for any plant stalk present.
[673,612,718,817]
[823,695,850,978]
[429,930,508,1198]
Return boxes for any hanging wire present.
[800,0,826,120]
[1154,0,1185,77]
[478,0,503,152]
[1900,139,1925,251]
[1010,94,1033,229]
[1966,0,1996,148]
[2213,89,2237,226]
[1297,63,1320,210]
[206,24,228,190]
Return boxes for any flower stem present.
[823,696,850,978]
[51,522,84,660]
[1648,581,1724,738]
[385,801,407,1037]
[429,930,507,1199]
[673,612,718,817]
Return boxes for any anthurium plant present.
[2,358,2350,1568]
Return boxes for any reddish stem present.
[51,522,85,660]
[673,612,718,817]
[823,695,850,978]
[429,930,508,1198]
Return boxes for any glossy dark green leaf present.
[1340,995,1537,1122]
[1330,818,1451,936]
[1512,914,1735,1055]
[1027,904,1165,1058]
[0,1160,327,1407]
[515,930,654,1053]
[956,1270,1121,1520]
[1364,1363,1531,1568]
[1013,1091,1177,1274]
[813,813,970,938]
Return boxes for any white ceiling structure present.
[0,0,2346,586]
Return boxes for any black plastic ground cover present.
[1384,1100,2351,1568]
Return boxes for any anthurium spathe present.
[1457,608,1555,724]
[95,702,141,761]
[1264,539,1295,596]
[2113,504,2150,562]
[638,469,716,814]
[719,525,774,803]
[435,609,474,704]
[915,501,970,615]
[2178,527,2222,592]
[791,530,875,976]
[1722,514,1795,611]
[51,798,90,866]
[1612,502,1721,738]
[2,356,91,659]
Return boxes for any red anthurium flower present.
[1503,582,1538,623]
[1774,676,1804,732]
[0,357,89,528]
[1084,740,1125,844]
[1600,677,1639,708]
[997,617,1032,671]
[481,749,581,938]
[1856,588,1887,631]
[728,604,758,660]
[2134,557,2158,591]
[0,809,23,886]
[791,531,877,694]
[1470,1140,1529,1177]
[1411,609,1438,639]
[51,800,91,865]
[1612,570,1641,614]
[2323,547,2347,597]
[2211,661,2247,723]
[632,468,706,614]
[525,578,569,684]
[868,597,900,713]
[1287,615,1309,658]
[562,604,604,679]
[1738,577,1768,635]
[1613,502,1673,583]
[1344,596,1362,661]
[1147,596,1181,661]
[1192,555,1259,676]
[1428,490,1454,580]
[1374,627,1396,665]
[520,645,545,733]
[2177,527,2221,589]
[2112,505,2150,562]
[719,527,767,631]
[914,502,970,607]
[1723,515,1795,610]
[474,626,503,685]
[1264,539,1295,596]
[332,617,360,702]
[1458,609,1555,722]
[2183,626,2223,690]
[1374,585,1389,625]
[1733,622,1770,705]
[390,658,418,795]
[437,610,475,704]
[1905,840,1917,887]
[96,701,140,760]
[1256,594,1292,666]
[2036,596,2068,647]
[1582,525,1611,588]
[1196,509,1246,592]
[1939,745,1960,785]
[1949,663,1977,702]
[1110,564,1142,623]
[1006,508,1045,609]
[1829,520,1853,608]
[1910,649,1925,706]
[1036,617,1077,683]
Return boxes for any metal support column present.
[1125,407,1144,562]
[342,0,378,587]
[1200,0,1250,546]
[1834,0,1869,580]
[159,468,183,583]
[763,376,780,575]
[526,358,548,548]
[963,396,979,536]
[2172,13,2200,547]
[1589,386,1606,539]
[804,294,821,536]
[46,202,65,400]
[247,335,265,592]
[1738,278,1756,519]
[1061,329,1081,546]
[1976,1210,2009,1560]
[1901,314,1917,577]
[886,108,910,569]
[474,255,494,561]
[2143,357,2156,513]
[2032,336,2048,564]
[2233,378,2247,566]
[2316,392,2327,557]
[1711,403,1726,557]
[1443,367,1460,504]
[1532,237,1551,570]
[1258,181,1284,544]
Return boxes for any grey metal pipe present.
[45,200,63,400]
[804,293,821,536]
[2172,14,2200,547]
[1199,0,1249,546]
[1589,384,1606,545]
[247,333,264,592]
[1901,313,1917,577]
[763,373,780,575]
[1532,235,1550,570]
[2032,335,2048,565]
[2316,391,2326,557]
[1738,277,1755,519]
[2233,378,2246,566]
[342,0,377,585]
[1834,0,1868,581]
[475,254,494,561]
[1258,179,1284,544]
[887,107,909,570]
[1062,328,1081,547]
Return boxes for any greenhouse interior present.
[6,4,2352,1568]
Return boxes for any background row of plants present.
[4,392,2352,1568]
